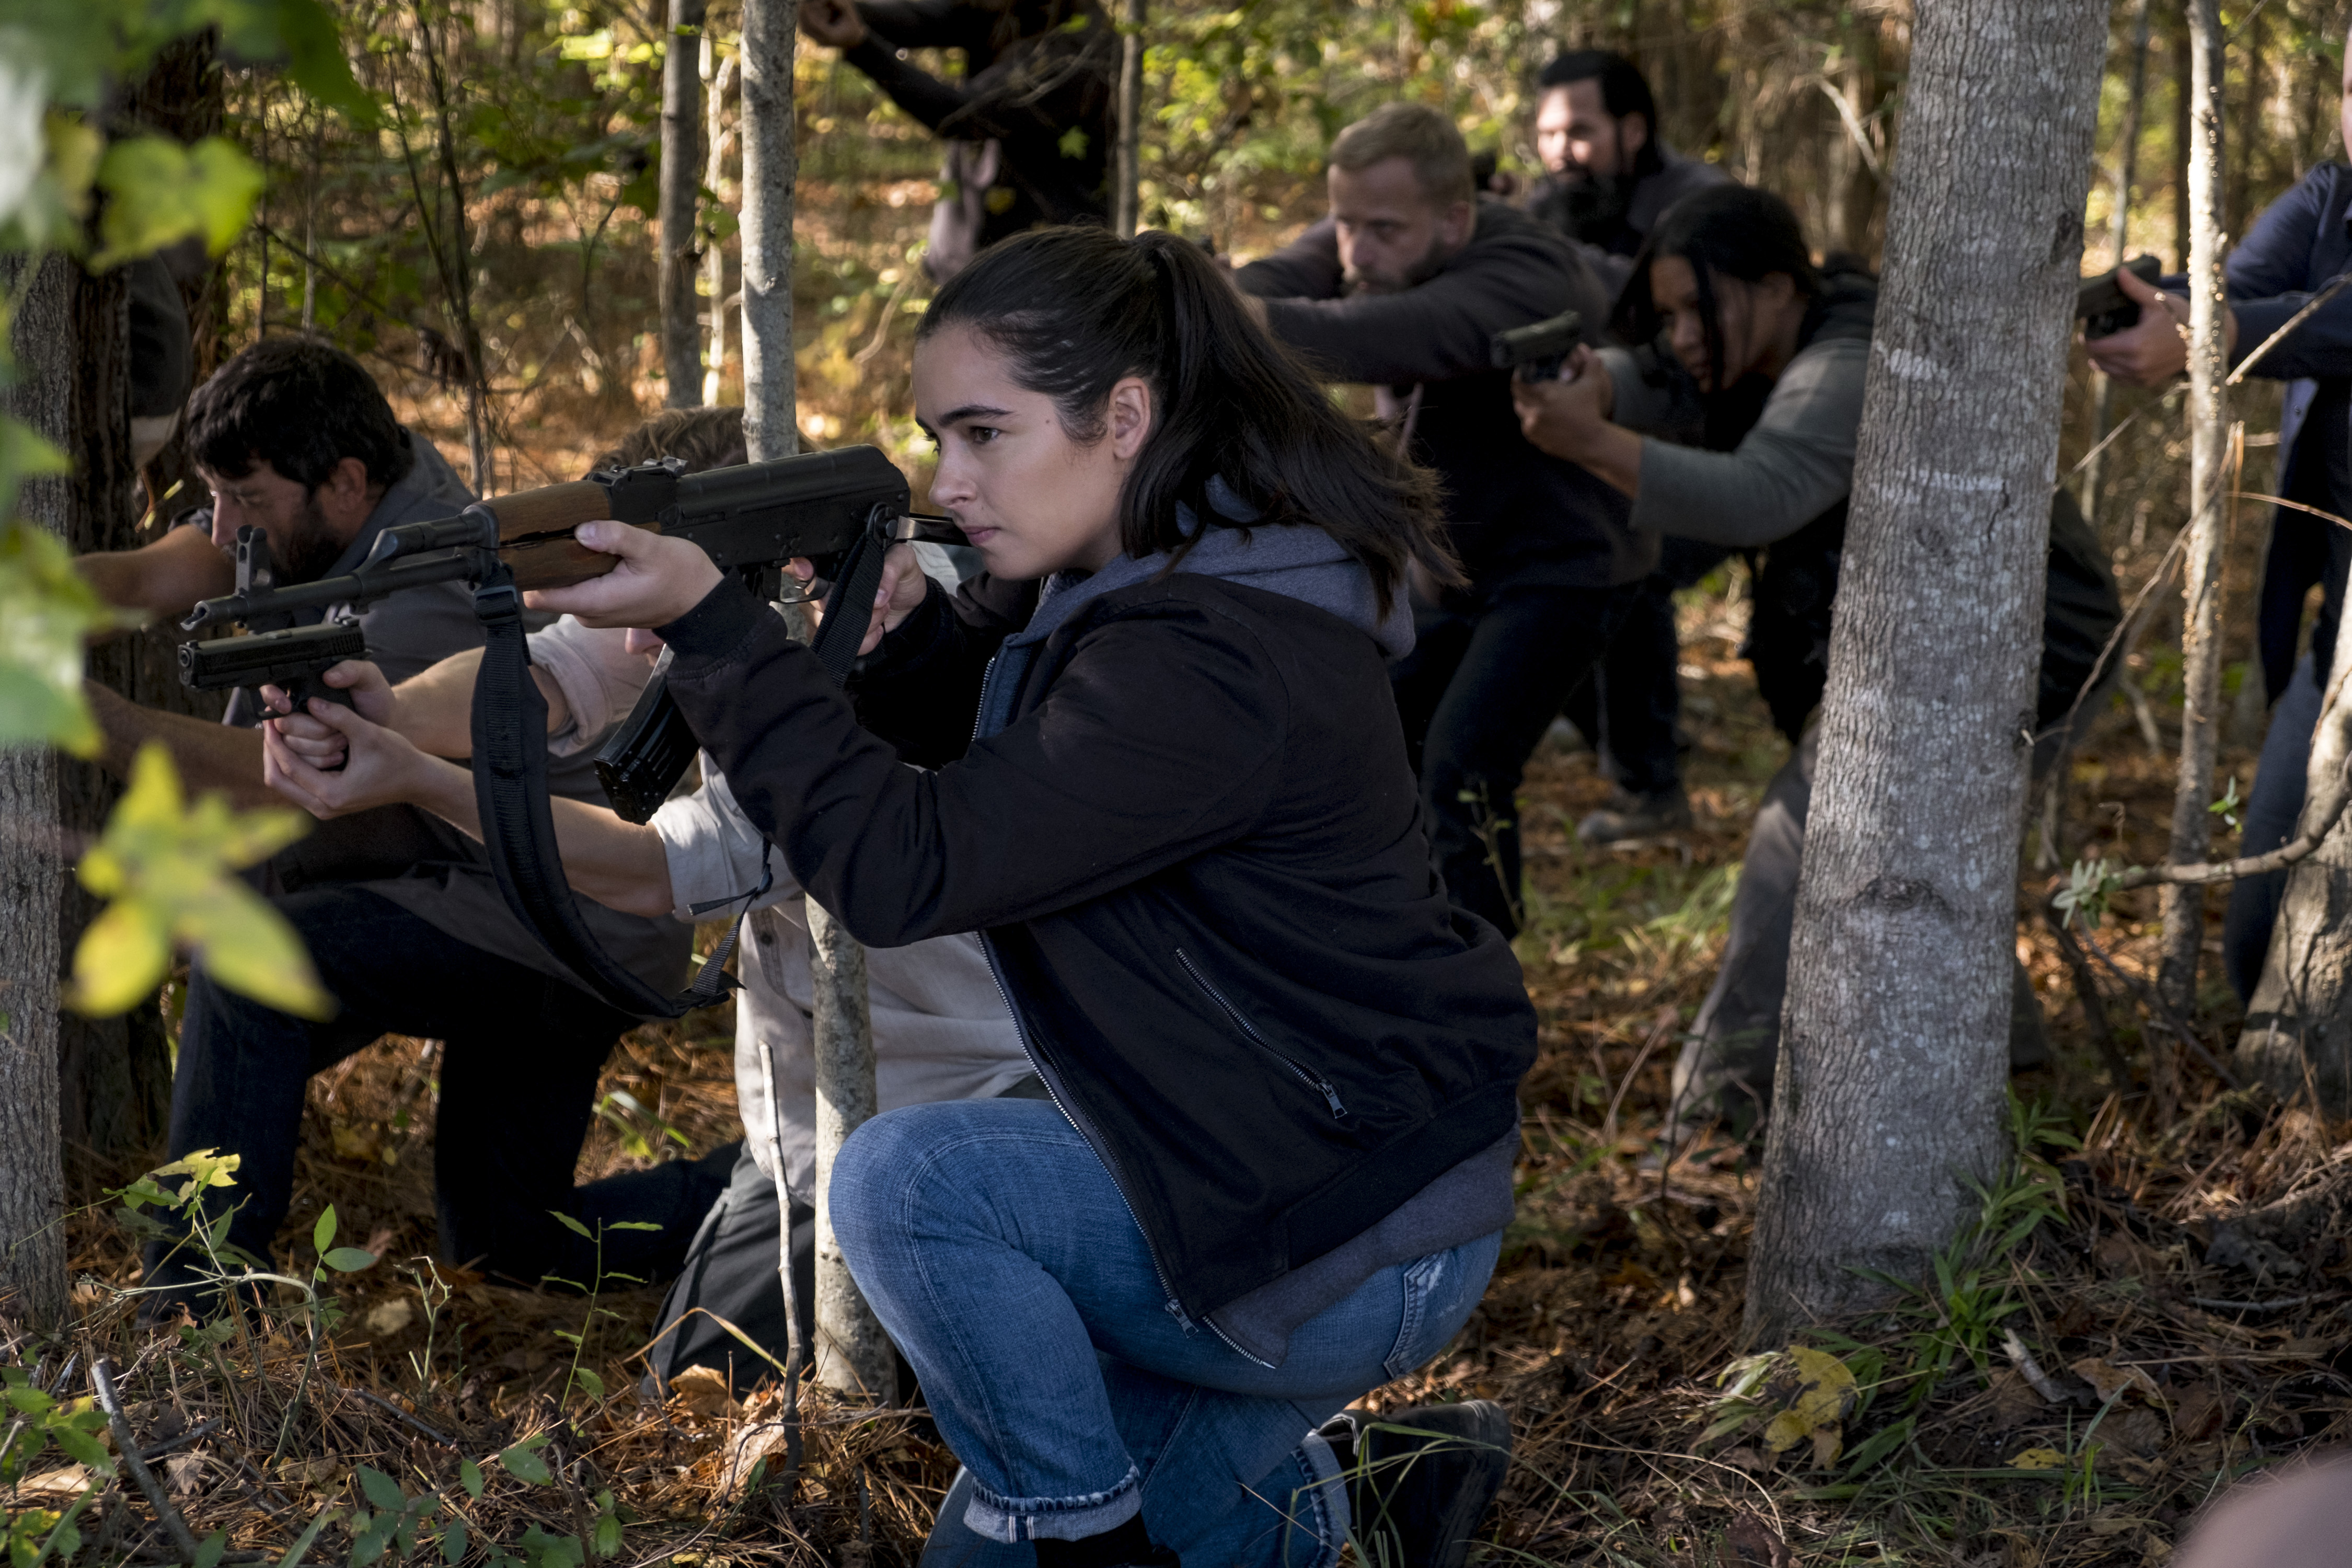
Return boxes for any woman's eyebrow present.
[938,402,1014,426]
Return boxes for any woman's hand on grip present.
[787,543,931,658]
[523,522,723,630]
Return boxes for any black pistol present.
[179,618,367,715]
[2078,255,2164,340]
[1490,309,1585,381]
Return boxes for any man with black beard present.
[1529,50,1731,845]
[1235,103,1651,936]
[1529,50,1728,295]
[75,338,701,1319]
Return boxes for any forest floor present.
[17,561,2351,1568]
[11,155,2350,1560]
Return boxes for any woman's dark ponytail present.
[918,225,1455,613]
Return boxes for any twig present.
[2187,1294,2313,1312]
[91,1357,206,1563]
[2042,905,2132,1089]
[2226,271,2352,386]
[333,1385,456,1447]
[2066,918,2243,1089]
[2001,1329,2073,1404]
[137,1417,222,1463]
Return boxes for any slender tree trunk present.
[1113,0,1145,238]
[2172,17,2191,269]
[2154,0,2230,1063]
[2237,622,2352,1110]
[2082,0,2154,531]
[806,907,892,1398]
[701,41,735,405]
[739,0,890,1401]
[1,253,75,1329]
[1742,0,2104,1347]
[660,0,708,407]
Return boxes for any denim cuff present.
[1290,1428,1353,1567]
[961,1462,1143,1544]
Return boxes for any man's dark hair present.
[1539,50,1663,178]
[187,335,413,492]
[919,224,1458,615]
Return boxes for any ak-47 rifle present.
[182,444,964,1018]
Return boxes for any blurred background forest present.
[44,0,2352,1561]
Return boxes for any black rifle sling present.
[468,515,893,1018]
[470,567,739,1018]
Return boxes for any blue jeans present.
[2225,653,2324,1005]
[829,1099,1501,1565]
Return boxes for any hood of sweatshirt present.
[973,478,1414,741]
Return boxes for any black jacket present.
[657,564,1537,1319]
[1236,199,1651,590]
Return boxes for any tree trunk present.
[2237,625,2352,1111]
[806,905,892,1399]
[739,0,890,1401]
[52,261,176,1171]
[2081,0,2153,531]
[1742,0,2105,1347]
[1113,0,1145,238]
[701,40,735,406]
[1,253,76,1329]
[2154,0,2230,1052]
[660,0,709,407]
[51,35,227,1172]
[2172,17,2191,269]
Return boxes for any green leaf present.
[441,1520,468,1564]
[571,1367,605,1401]
[358,1466,405,1512]
[194,1527,229,1568]
[313,1206,338,1255]
[322,1247,377,1274]
[0,515,117,755]
[603,1221,664,1233]
[499,1442,553,1486]
[590,1492,620,1559]
[457,1459,484,1500]
[7,1386,54,1415]
[46,1421,112,1472]
[68,744,329,1019]
[549,1210,593,1239]
[91,134,266,267]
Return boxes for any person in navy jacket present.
[2091,64,2352,1002]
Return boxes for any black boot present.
[1033,1516,1179,1568]
[1323,1400,1512,1568]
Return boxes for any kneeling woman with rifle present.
[533,227,1534,1566]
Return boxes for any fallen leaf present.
[1719,1512,1794,1568]
[331,1125,379,1163]
[165,1451,205,1497]
[363,1297,415,1338]
[1759,1346,1856,1465]
[2071,1358,2166,1405]
[722,1420,792,1494]
[2171,1383,2231,1441]
[666,1365,742,1423]
[16,1465,99,1504]
[1988,1367,2049,1428]
[1719,1445,1765,1473]
[2010,1446,2067,1470]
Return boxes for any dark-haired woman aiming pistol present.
[1514,186,2116,1149]
[531,227,1535,1567]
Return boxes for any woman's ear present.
[1106,375,1155,460]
